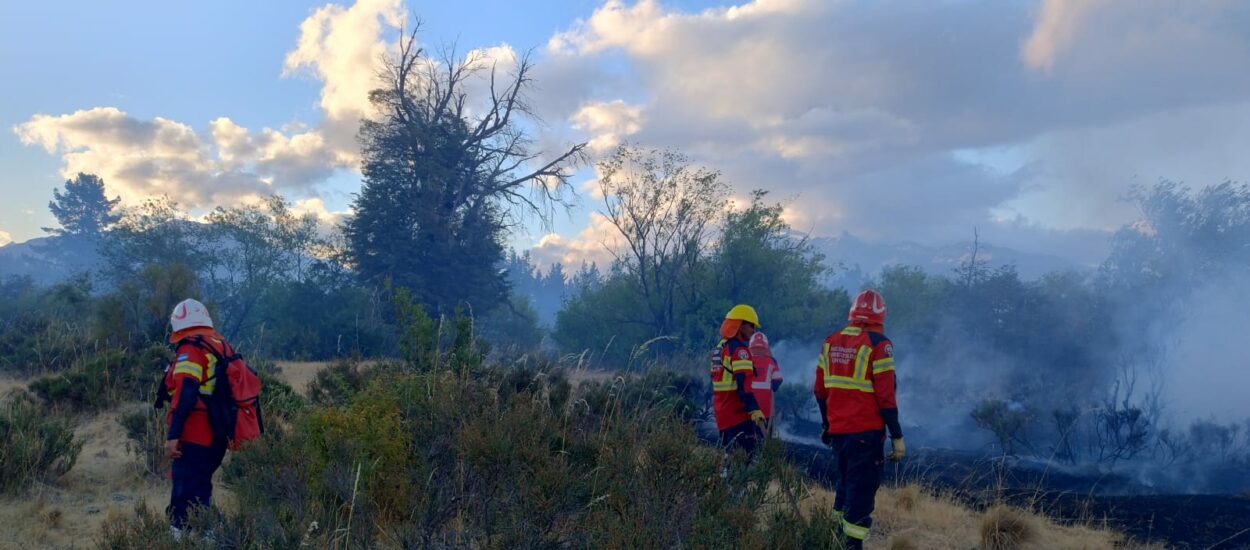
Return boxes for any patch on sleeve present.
[737,349,750,360]
[177,354,189,361]
[883,343,894,357]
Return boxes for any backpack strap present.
[177,335,242,385]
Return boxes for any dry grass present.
[0,405,235,549]
[272,361,327,393]
[981,505,1037,549]
[0,364,1165,550]
[0,376,26,397]
[795,484,1164,550]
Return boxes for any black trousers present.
[719,420,762,456]
[168,441,227,528]
[829,430,885,546]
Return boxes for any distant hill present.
[810,232,1083,289]
[0,230,1086,288]
[0,234,100,284]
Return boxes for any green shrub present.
[29,344,169,412]
[249,359,306,421]
[0,391,81,494]
[119,406,168,477]
[305,359,376,408]
[96,499,219,550]
[104,320,838,548]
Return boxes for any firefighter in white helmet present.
[159,299,235,537]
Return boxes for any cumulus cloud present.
[531,0,1250,266]
[292,196,351,229]
[13,0,416,211]
[283,0,406,162]
[14,108,340,207]
[0,229,11,247]
[530,212,622,268]
[571,100,643,153]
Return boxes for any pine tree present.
[45,173,120,238]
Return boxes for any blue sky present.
[0,0,616,242]
[4,0,1250,267]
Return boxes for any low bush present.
[971,399,1032,455]
[304,358,377,408]
[28,343,169,412]
[98,311,843,548]
[252,362,307,422]
[0,390,82,495]
[103,360,843,548]
[119,406,168,477]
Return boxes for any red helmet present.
[848,289,886,325]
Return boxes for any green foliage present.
[99,196,359,356]
[0,276,95,375]
[1103,180,1250,292]
[0,391,81,495]
[44,172,120,238]
[556,166,841,362]
[96,314,840,548]
[306,359,378,408]
[97,499,218,550]
[119,406,168,477]
[92,263,200,349]
[393,287,438,371]
[707,190,846,343]
[250,360,307,420]
[774,382,816,423]
[249,279,395,360]
[29,344,169,412]
[477,293,545,350]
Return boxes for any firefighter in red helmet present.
[813,289,904,549]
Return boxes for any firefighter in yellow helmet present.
[710,305,768,459]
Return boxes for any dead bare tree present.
[1093,351,1163,464]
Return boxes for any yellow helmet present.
[725,304,761,328]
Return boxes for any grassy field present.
[0,363,1161,549]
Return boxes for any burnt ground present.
[781,440,1250,549]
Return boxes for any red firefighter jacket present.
[710,337,761,430]
[164,332,235,447]
[813,324,901,436]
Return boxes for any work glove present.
[887,437,906,462]
[750,409,767,429]
[820,422,833,447]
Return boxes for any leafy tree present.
[44,173,120,238]
[346,32,585,314]
[203,196,334,339]
[1102,180,1250,293]
[100,197,203,283]
[557,162,845,362]
[595,145,726,346]
[93,263,200,348]
[707,190,844,344]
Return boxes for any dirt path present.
[0,404,237,549]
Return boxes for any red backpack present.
[182,336,264,451]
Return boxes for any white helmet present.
[170,299,213,333]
